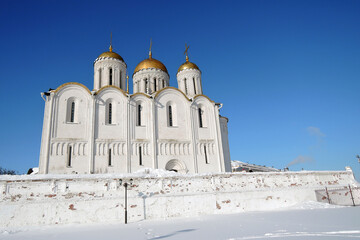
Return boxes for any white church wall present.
[1,170,358,228]
[192,97,221,173]
[220,117,232,172]
[155,89,191,140]
[131,94,151,140]
[52,85,91,140]
[95,88,127,140]
[93,141,127,174]
[41,84,92,174]
[193,97,215,140]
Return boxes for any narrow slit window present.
[139,146,142,165]
[198,108,203,128]
[137,104,142,126]
[168,105,173,127]
[204,145,208,164]
[108,149,112,166]
[145,79,148,93]
[67,146,72,167]
[108,103,112,124]
[109,68,113,85]
[184,78,188,95]
[193,77,197,94]
[70,101,75,123]
[154,78,157,91]
[119,71,122,89]
[162,80,165,88]
[98,68,102,86]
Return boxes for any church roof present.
[97,44,125,62]
[178,58,200,73]
[133,51,168,75]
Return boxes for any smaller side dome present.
[97,44,124,62]
[98,51,124,61]
[178,58,200,73]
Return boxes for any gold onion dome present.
[178,55,200,73]
[133,51,168,75]
[98,45,124,62]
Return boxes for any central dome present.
[134,52,168,75]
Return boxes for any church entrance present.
[165,159,187,174]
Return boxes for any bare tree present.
[0,167,16,175]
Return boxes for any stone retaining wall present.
[0,169,358,228]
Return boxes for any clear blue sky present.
[0,0,359,177]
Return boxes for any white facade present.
[38,46,231,174]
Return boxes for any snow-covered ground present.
[1,202,359,240]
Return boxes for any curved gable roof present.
[96,85,128,97]
[154,87,190,101]
[193,94,215,103]
[54,82,91,95]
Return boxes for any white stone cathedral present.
[38,42,231,174]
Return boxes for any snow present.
[0,167,356,181]
[1,202,359,240]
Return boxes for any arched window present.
[204,145,209,164]
[139,146,143,165]
[108,148,112,166]
[98,68,102,87]
[119,70,122,89]
[145,78,148,93]
[67,98,78,123]
[67,146,72,167]
[162,80,165,88]
[167,103,177,127]
[184,78,188,95]
[137,104,142,126]
[193,77,197,94]
[198,108,203,128]
[168,105,173,127]
[109,68,113,85]
[70,102,75,123]
[108,103,112,124]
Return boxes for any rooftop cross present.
[149,38,152,59]
[184,43,189,62]
[109,32,113,52]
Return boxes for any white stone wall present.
[1,170,358,228]
[220,116,231,172]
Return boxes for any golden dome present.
[177,55,200,73]
[134,52,168,75]
[97,45,124,62]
